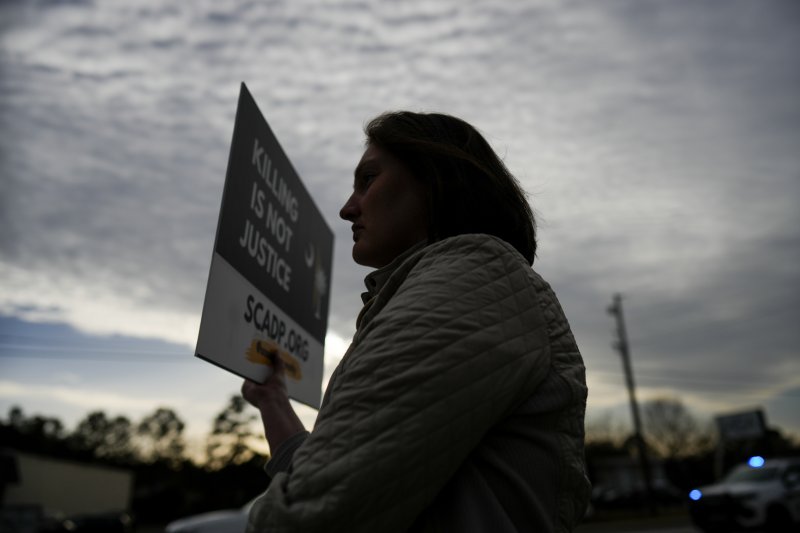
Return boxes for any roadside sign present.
[196,83,333,408]
[715,410,766,441]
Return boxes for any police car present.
[687,456,800,532]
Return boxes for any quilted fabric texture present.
[248,234,589,533]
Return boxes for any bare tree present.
[585,412,627,447]
[642,397,707,459]
[205,395,259,470]
[8,406,65,441]
[136,407,186,467]
[4,406,66,456]
[70,411,134,461]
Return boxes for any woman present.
[243,112,590,532]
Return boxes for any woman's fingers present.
[241,351,290,410]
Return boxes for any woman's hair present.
[364,111,537,265]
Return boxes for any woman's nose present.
[339,194,359,221]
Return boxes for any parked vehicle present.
[687,456,800,532]
[165,497,257,533]
[591,478,682,510]
[38,510,133,532]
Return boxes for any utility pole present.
[607,293,657,515]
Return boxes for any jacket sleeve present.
[264,431,310,482]
[247,237,553,533]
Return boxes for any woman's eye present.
[356,173,377,190]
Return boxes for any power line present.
[0,343,188,357]
[588,369,800,395]
[0,351,191,363]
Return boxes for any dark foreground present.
[135,510,697,533]
[577,509,696,533]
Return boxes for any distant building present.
[1,449,133,530]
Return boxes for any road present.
[578,525,697,533]
[138,512,699,533]
[576,511,699,533]
[137,522,699,533]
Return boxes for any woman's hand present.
[241,353,290,411]
[241,353,306,452]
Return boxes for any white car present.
[165,497,258,533]
[688,457,800,532]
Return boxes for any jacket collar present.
[360,240,428,304]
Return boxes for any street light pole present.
[608,293,657,514]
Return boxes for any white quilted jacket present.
[248,234,590,532]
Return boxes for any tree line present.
[1,396,269,523]
[2,395,797,523]
[2,396,264,469]
[588,397,797,461]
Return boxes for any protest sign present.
[196,83,333,408]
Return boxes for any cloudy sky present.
[1,0,798,450]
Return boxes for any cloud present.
[0,380,169,412]
[1,0,798,435]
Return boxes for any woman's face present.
[339,144,428,268]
